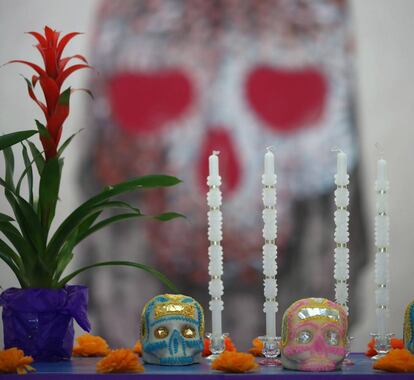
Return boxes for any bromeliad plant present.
[0,26,182,290]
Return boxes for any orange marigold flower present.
[373,348,414,372]
[133,340,142,356]
[365,337,377,357]
[211,351,258,373]
[366,337,405,357]
[391,338,405,349]
[202,336,237,357]
[96,349,144,373]
[73,333,110,357]
[0,347,35,375]
[248,337,264,357]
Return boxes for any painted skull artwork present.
[141,294,204,365]
[281,298,348,372]
[404,300,414,354]
[80,0,368,348]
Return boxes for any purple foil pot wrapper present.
[0,285,91,361]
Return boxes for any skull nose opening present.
[313,335,330,355]
[198,127,241,198]
[169,329,185,356]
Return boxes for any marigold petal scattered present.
[96,349,144,373]
[133,340,142,356]
[374,349,414,372]
[211,351,258,373]
[248,337,264,357]
[203,336,237,357]
[73,333,110,357]
[0,347,35,374]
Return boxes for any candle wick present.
[375,142,385,157]
[212,150,220,156]
[266,146,273,152]
[331,146,344,154]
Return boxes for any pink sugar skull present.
[281,298,348,372]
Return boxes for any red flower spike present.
[27,31,47,47]
[32,75,39,87]
[9,60,47,77]
[56,64,91,88]
[22,76,48,118]
[59,55,88,71]
[9,26,90,160]
[56,32,82,60]
[39,75,60,114]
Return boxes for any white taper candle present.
[262,148,278,338]
[333,150,350,313]
[207,151,224,337]
[375,158,390,336]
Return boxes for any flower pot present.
[0,285,90,361]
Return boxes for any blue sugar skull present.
[141,294,204,365]
[404,300,414,354]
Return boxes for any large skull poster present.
[80,0,368,348]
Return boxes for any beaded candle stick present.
[206,151,226,361]
[333,150,354,364]
[371,158,393,360]
[259,148,281,366]
[334,150,350,312]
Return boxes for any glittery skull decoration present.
[404,300,414,354]
[141,294,204,365]
[281,298,348,372]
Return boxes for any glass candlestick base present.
[342,336,355,366]
[258,336,282,366]
[206,333,228,362]
[370,332,394,361]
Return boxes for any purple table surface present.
[0,353,413,379]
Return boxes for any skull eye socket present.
[154,326,169,339]
[181,325,196,339]
[296,330,313,344]
[325,330,339,346]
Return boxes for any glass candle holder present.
[370,332,394,361]
[258,336,281,366]
[342,336,355,366]
[206,333,228,362]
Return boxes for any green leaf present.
[0,237,28,287]
[80,174,181,211]
[0,249,27,288]
[5,189,46,258]
[153,212,186,221]
[38,157,61,229]
[27,141,45,175]
[0,177,14,192]
[0,220,35,270]
[16,143,34,204]
[0,213,14,222]
[16,161,35,196]
[0,130,37,151]
[75,212,143,244]
[3,146,15,191]
[52,211,102,281]
[57,260,179,292]
[57,129,83,157]
[59,87,71,105]
[53,234,77,282]
[35,120,50,138]
[0,238,22,268]
[47,201,141,263]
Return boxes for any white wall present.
[0,0,413,351]
[350,0,414,349]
